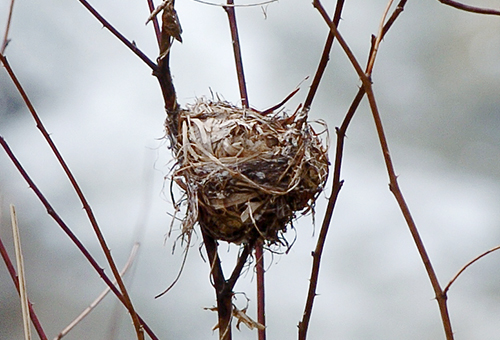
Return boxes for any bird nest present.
[167,98,329,245]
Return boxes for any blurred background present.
[1,0,500,339]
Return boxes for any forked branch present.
[0,136,159,340]
[313,1,455,338]
[0,54,145,340]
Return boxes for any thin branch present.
[365,83,454,340]
[303,0,345,110]
[10,205,32,340]
[300,2,438,340]
[227,240,256,290]
[365,0,394,76]
[255,242,266,340]
[54,243,141,340]
[0,54,144,340]
[313,2,454,338]
[0,136,159,340]
[0,235,48,340]
[201,231,231,340]
[146,0,162,48]
[1,0,15,54]
[313,1,366,82]
[201,229,257,340]
[224,0,249,108]
[77,0,157,71]
[444,244,500,295]
[438,0,500,15]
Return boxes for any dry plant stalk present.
[10,205,32,340]
[169,99,329,244]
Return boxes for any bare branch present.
[1,0,15,54]
[146,0,163,47]
[312,2,455,337]
[0,54,145,340]
[438,0,500,15]
[255,242,266,340]
[0,136,160,340]
[54,243,141,340]
[77,0,157,70]
[224,0,249,108]
[365,0,395,76]
[303,0,345,110]
[444,244,500,295]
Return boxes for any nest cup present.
[168,98,329,244]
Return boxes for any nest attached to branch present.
[168,98,329,245]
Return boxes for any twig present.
[77,0,157,71]
[202,230,256,340]
[365,0,394,76]
[10,205,32,340]
[303,0,345,110]
[0,54,145,340]
[54,243,140,340]
[299,2,434,340]
[438,0,500,15]
[0,235,48,340]
[146,0,162,47]
[0,136,160,340]
[444,244,500,295]
[1,0,15,54]
[255,242,266,340]
[312,2,455,338]
[224,0,249,108]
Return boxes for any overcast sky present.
[1,1,500,339]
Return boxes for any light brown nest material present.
[168,98,329,244]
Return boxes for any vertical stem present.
[255,242,266,340]
[202,231,232,340]
[146,0,162,47]
[224,1,249,108]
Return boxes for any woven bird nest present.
[168,98,329,244]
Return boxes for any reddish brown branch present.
[303,0,345,110]
[1,0,15,54]
[312,1,454,338]
[365,83,454,340]
[201,229,256,340]
[255,242,266,340]
[0,54,147,340]
[224,0,249,108]
[0,136,159,340]
[0,236,48,340]
[444,244,500,295]
[146,0,163,47]
[438,0,500,15]
[77,0,157,71]
[299,1,416,340]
